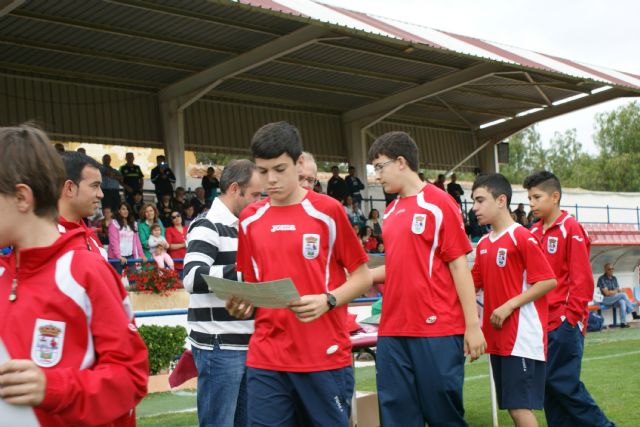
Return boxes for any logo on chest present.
[496,248,508,267]
[303,234,320,260]
[411,214,427,234]
[547,237,559,254]
[271,224,296,232]
[31,319,66,367]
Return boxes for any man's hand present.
[225,296,254,320]
[490,301,516,329]
[0,360,46,406]
[464,323,486,362]
[119,256,127,265]
[288,294,329,323]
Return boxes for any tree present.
[500,126,545,185]
[594,101,640,157]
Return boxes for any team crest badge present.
[411,214,427,234]
[302,234,320,260]
[496,248,508,267]
[547,237,558,254]
[31,319,65,367]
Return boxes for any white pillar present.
[160,99,186,189]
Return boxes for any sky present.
[319,0,640,154]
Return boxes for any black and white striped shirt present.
[183,198,253,350]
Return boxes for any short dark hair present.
[60,151,101,185]
[472,173,512,206]
[523,171,562,201]
[368,131,419,172]
[220,159,257,194]
[150,223,162,232]
[0,124,65,219]
[251,122,302,163]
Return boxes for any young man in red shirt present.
[368,131,486,426]
[524,171,615,427]
[227,122,372,426]
[0,125,148,427]
[470,174,556,427]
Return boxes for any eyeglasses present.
[373,159,395,173]
[298,176,316,185]
[171,214,181,219]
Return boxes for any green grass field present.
[137,326,640,426]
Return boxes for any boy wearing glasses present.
[368,131,485,427]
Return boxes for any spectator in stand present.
[418,172,427,182]
[157,193,176,227]
[172,186,189,214]
[467,207,489,242]
[313,180,323,193]
[100,154,122,211]
[147,224,174,270]
[597,263,640,326]
[183,204,196,227]
[376,242,385,254]
[202,166,220,205]
[366,208,383,239]
[514,203,528,226]
[166,210,188,271]
[0,123,148,427]
[344,195,366,227]
[150,155,176,201]
[76,147,86,154]
[434,174,446,191]
[191,186,208,215]
[527,210,538,228]
[119,152,144,207]
[360,225,379,253]
[345,165,365,208]
[54,142,65,153]
[138,202,165,259]
[298,151,317,191]
[327,165,348,202]
[96,206,113,247]
[107,202,146,271]
[130,190,144,220]
[447,173,464,205]
[383,189,397,206]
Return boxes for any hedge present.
[138,325,188,375]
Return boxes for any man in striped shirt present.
[183,159,263,427]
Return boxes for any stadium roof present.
[1,0,638,177]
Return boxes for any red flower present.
[127,265,181,296]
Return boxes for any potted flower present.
[128,264,181,296]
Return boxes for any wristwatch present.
[325,292,337,310]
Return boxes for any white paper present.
[0,339,40,427]
[203,276,300,308]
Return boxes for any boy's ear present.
[14,183,35,214]
[551,191,561,205]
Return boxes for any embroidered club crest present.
[302,234,320,260]
[411,214,427,234]
[547,237,558,254]
[496,248,508,267]
[31,319,65,367]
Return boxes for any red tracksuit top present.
[529,211,593,334]
[0,228,148,427]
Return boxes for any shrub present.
[138,325,188,375]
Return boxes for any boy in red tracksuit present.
[0,125,148,427]
[524,171,615,427]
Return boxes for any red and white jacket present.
[0,228,149,427]
[58,216,134,321]
[530,211,593,334]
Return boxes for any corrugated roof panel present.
[185,98,345,161]
[247,61,412,95]
[214,78,370,110]
[0,73,161,146]
[370,121,477,170]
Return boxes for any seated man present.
[597,263,640,327]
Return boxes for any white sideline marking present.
[139,349,640,418]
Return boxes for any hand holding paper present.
[203,275,300,309]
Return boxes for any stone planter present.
[129,289,189,311]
